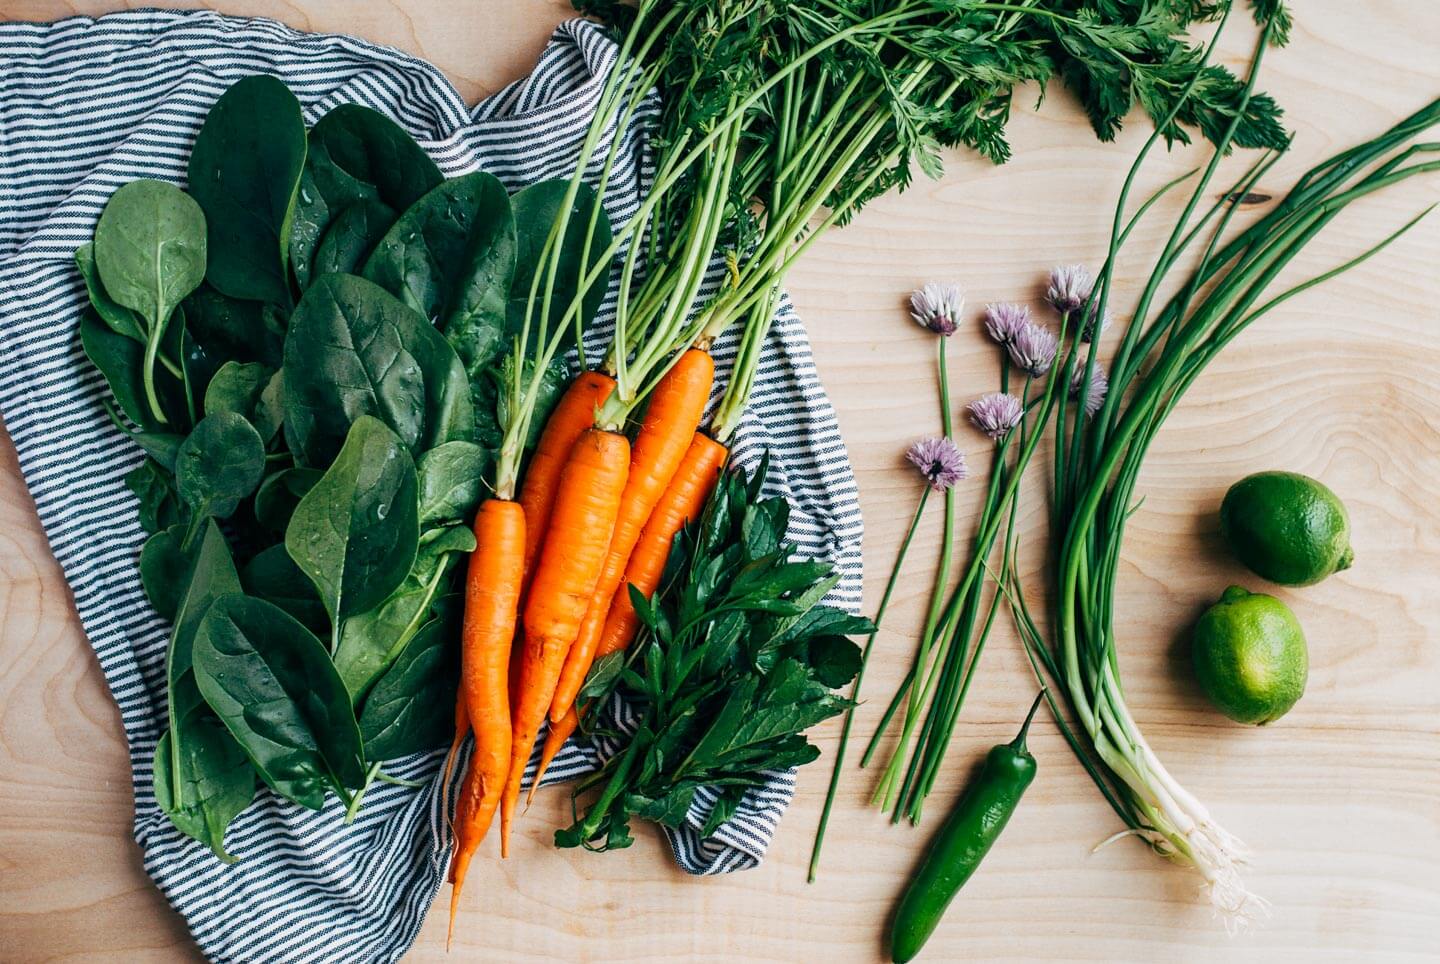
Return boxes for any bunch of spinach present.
[556,460,871,852]
[77,75,611,860]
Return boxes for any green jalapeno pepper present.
[889,691,1045,962]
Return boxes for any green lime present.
[1219,470,1353,587]
[1192,586,1308,725]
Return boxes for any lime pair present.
[1193,471,1353,725]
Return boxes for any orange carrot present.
[517,371,616,579]
[441,695,467,884]
[448,498,525,947]
[527,431,727,794]
[501,427,630,853]
[549,349,713,723]
[527,708,579,806]
[599,431,727,656]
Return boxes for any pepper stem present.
[1010,689,1047,753]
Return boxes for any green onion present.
[1008,50,1440,931]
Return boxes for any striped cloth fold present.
[0,11,863,962]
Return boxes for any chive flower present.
[1081,303,1114,342]
[1046,264,1093,313]
[905,436,967,491]
[968,392,1025,440]
[1006,321,1058,376]
[983,302,1030,345]
[909,282,965,336]
[1070,364,1109,417]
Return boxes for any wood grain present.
[1,2,1437,961]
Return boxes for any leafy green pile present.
[78,76,610,861]
[556,460,871,851]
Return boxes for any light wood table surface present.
[2,2,1437,961]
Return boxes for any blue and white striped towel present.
[0,11,863,962]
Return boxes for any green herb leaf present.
[357,611,459,761]
[125,459,183,535]
[507,180,612,350]
[154,521,255,861]
[284,415,419,631]
[240,544,329,637]
[282,273,474,466]
[75,242,145,343]
[187,75,306,306]
[94,179,207,335]
[312,199,396,279]
[415,440,490,527]
[291,104,443,289]
[174,412,266,526]
[192,593,367,808]
[558,464,863,850]
[333,523,473,699]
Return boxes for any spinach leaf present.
[468,357,503,451]
[203,361,277,441]
[188,75,306,306]
[182,285,286,369]
[362,172,515,380]
[93,179,207,338]
[75,242,144,343]
[253,466,321,534]
[507,180,612,348]
[285,415,419,633]
[154,723,253,862]
[80,312,188,436]
[154,521,255,861]
[254,370,285,445]
[139,524,199,621]
[357,613,458,761]
[415,440,490,527]
[125,458,183,535]
[241,544,329,636]
[312,105,444,214]
[496,355,569,452]
[174,412,266,528]
[291,104,442,290]
[192,593,367,808]
[166,522,241,711]
[332,523,472,699]
[312,200,395,279]
[282,273,473,465]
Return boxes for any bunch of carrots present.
[439,24,751,941]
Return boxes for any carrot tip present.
[446,887,461,952]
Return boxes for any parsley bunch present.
[556,460,872,851]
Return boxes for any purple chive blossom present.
[909,282,965,337]
[968,392,1025,441]
[1081,302,1114,343]
[906,436,968,491]
[1070,364,1110,417]
[1047,264,1093,313]
[1007,321,1058,376]
[983,302,1031,345]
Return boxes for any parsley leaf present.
[556,459,871,851]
